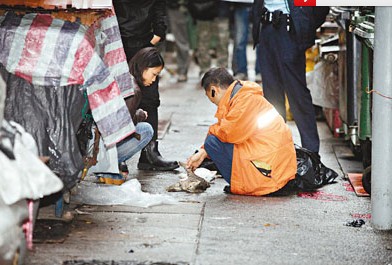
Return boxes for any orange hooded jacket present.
[207,81,297,196]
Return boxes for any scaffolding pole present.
[372,7,392,230]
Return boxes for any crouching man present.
[187,67,297,195]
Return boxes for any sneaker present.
[177,74,187,82]
[255,73,262,83]
[233,73,248,80]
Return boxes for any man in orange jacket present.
[187,67,297,196]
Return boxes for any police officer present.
[252,0,329,153]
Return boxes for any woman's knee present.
[136,122,154,142]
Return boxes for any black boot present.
[138,141,179,171]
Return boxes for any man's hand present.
[150,35,161,45]
[187,148,207,171]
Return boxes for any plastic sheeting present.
[0,198,28,263]
[0,0,112,9]
[307,60,339,109]
[0,72,4,124]
[1,65,84,188]
[0,118,63,262]
[0,69,27,264]
[0,120,63,204]
[72,179,178,208]
[0,64,62,265]
[87,124,120,174]
[0,11,135,147]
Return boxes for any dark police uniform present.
[252,0,329,153]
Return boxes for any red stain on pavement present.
[351,213,371,219]
[297,191,348,201]
[343,182,355,192]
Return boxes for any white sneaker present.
[255,73,262,83]
[177,74,187,82]
[233,73,248,80]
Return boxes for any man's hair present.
[201,67,234,91]
[128,47,165,87]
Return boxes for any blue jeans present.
[232,4,261,76]
[204,135,234,184]
[117,122,153,163]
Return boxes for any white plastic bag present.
[87,125,119,174]
[307,60,339,109]
[71,179,178,208]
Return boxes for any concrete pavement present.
[25,58,392,265]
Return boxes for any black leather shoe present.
[137,141,179,171]
[223,185,232,194]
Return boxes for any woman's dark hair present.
[201,67,234,91]
[128,47,165,87]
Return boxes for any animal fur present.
[166,162,211,193]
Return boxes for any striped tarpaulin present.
[0,11,135,147]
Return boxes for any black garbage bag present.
[1,64,85,189]
[294,144,338,191]
[76,111,94,158]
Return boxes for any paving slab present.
[25,57,392,265]
[27,204,203,265]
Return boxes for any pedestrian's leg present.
[196,20,212,75]
[216,17,230,69]
[204,135,234,184]
[278,28,320,153]
[168,8,190,78]
[258,25,286,120]
[137,81,160,140]
[215,1,231,69]
[136,80,178,170]
[255,44,262,81]
[233,5,250,77]
[284,58,320,153]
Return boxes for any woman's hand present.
[150,35,161,45]
[135,109,148,122]
[187,149,207,171]
[142,110,148,119]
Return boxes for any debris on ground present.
[297,191,348,201]
[166,162,213,193]
[344,219,365,228]
[72,179,178,207]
